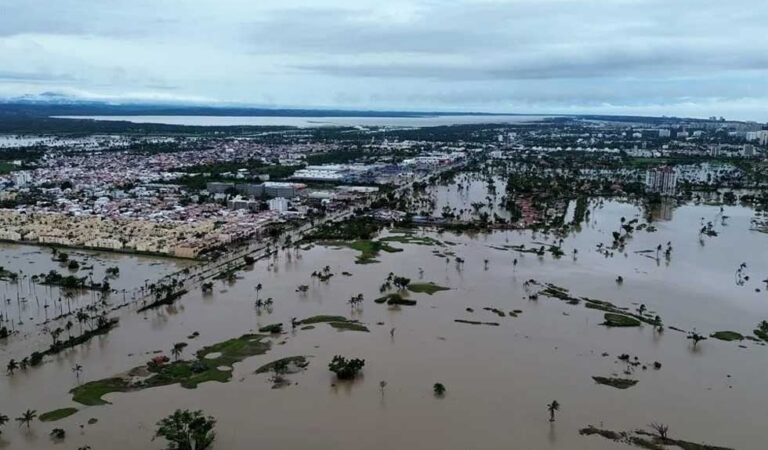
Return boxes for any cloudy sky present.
[1,0,767,120]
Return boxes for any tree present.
[154,409,216,450]
[50,427,66,439]
[649,422,669,440]
[73,364,83,383]
[433,382,446,396]
[328,355,365,380]
[271,359,290,384]
[547,401,560,422]
[0,413,8,434]
[171,343,187,361]
[6,359,19,375]
[687,330,707,348]
[393,276,411,290]
[16,409,37,429]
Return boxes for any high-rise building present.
[759,130,768,146]
[645,167,677,196]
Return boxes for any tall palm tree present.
[16,409,36,429]
[547,400,560,422]
[255,283,262,300]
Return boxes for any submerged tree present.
[16,409,37,429]
[6,359,18,375]
[687,330,707,348]
[50,427,66,440]
[547,401,560,422]
[0,413,8,434]
[154,409,216,450]
[649,422,669,440]
[171,343,187,361]
[72,364,83,383]
[328,356,365,380]
[433,382,446,397]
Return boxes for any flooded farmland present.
[1,199,767,450]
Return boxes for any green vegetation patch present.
[71,334,270,406]
[324,239,403,264]
[71,377,131,406]
[408,282,450,295]
[297,315,368,331]
[754,329,768,342]
[254,356,309,374]
[381,234,444,246]
[455,319,500,326]
[329,321,369,332]
[583,298,619,312]
[39,407,78,422]
[258,323,283,334]
[602,313,641,327]
[374,293,417,306]
[592,376,639,389]
[299,315,348,325]
[710,331,744,342]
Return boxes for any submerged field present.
[0,199,767,450]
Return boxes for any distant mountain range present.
[0,93,507,118]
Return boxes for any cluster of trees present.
[0,408,217,449]
[328,355,365,380]
[304,217,383,241]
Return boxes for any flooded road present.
[1,199,766,450]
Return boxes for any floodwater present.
[1,200,767,450]
[53,114,550,128]
[426,173,515,221]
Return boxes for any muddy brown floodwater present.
[0,199,766,450]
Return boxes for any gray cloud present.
[0,0,766,120]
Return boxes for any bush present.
[328,355,365,380]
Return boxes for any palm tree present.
[687,330,706,348]
[171,342,186,361]
[72,364,83,383]
[547,400,560,422]
[16,409,36,429]
[0,413,9,434]
[255,283,262,300]
[6,359,18,375]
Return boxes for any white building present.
[268,197,289,213]
[14,171,31,187]
[760,130,768,146]
[645,167,677,196]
